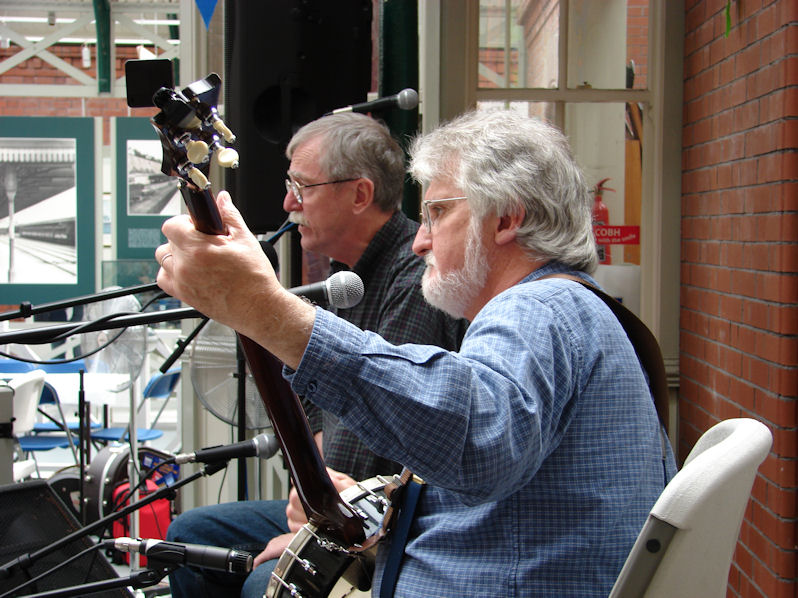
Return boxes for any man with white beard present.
[157,109,676,597]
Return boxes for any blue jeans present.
[166,499,288,598]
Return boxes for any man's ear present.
[494,209,525,246]
[351,178,375,214]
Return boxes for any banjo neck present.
[150,73,365,547]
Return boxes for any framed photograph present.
[0,117,95,304]
[115,117,180,259]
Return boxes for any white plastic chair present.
[8,369,47,481]
[9,369,46,439]
[609,418,773,598]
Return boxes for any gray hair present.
[409,110,598,272]
[287,112,405,212]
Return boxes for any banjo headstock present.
[150,73,238,235]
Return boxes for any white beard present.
[421,222,489,320]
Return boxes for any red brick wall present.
[627,0,648,88]
[681,1,797,597]
[0,45,156,144]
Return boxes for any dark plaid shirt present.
[304,211,468,481]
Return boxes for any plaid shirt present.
[304,211,468,482]
[289,260,677,597]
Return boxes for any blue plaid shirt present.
[287,261,676,597]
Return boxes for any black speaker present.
[0,480,130,597]
[224,0,373,233]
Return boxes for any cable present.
[0,541,113,598]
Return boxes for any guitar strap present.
[379,471,424,598]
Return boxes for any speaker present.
[0,480,129,597]
[224,0,373,233]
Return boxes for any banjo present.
[149,72,405,597]
[267,474,403,598]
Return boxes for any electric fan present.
[188,319,272,431]
[78,290,147,390]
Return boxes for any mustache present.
[287,212,308,226]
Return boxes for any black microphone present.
[112,537,252,573]
[292,270,364,309]
[174,433,280,465]
[330,88,418,115]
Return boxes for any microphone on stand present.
[291,270,364,309]
[328,88,418,116]
[111,537,253,573]
[174,433,280,465]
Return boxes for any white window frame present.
[421,0,682,435]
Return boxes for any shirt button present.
[306,381,318,393]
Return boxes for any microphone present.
[174,433,280,465]
[291,270,364,309]
[112,537,252,573]
[330,88,418,115]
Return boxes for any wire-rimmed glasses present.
[419,196,467,233]
[285,176,358,204]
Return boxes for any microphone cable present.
[0,541,112,598]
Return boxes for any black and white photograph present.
[126,139,180,216]
[0,138,77,285]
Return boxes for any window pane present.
[479,0,558,89]
[567,0,648,90]
[478,0,649,91]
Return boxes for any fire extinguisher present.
[592,178,615,265]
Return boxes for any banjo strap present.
[379,470,424,598]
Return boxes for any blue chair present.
[6,369,74,477]
[0,359,95,462]
[0,358,36,375]
[91,368,181,444]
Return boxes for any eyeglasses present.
[420,196,467,233]
[285,176,358,204]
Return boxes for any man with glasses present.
[164,112,467,598]
[158,110,676,597]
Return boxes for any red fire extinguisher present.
[592,178,615,265]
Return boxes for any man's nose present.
[412,225,431,257]
[283,188,301,212]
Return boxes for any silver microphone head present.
[397,88,419,110]
[326,271,364,309]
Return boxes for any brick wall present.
[681,1,797,596]
[0,45,155,144]
[627,0,648,88]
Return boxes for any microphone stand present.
[0,284,161,324]
[0,307,203,346]
[17,564,176,598]
[0,461,227,595]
